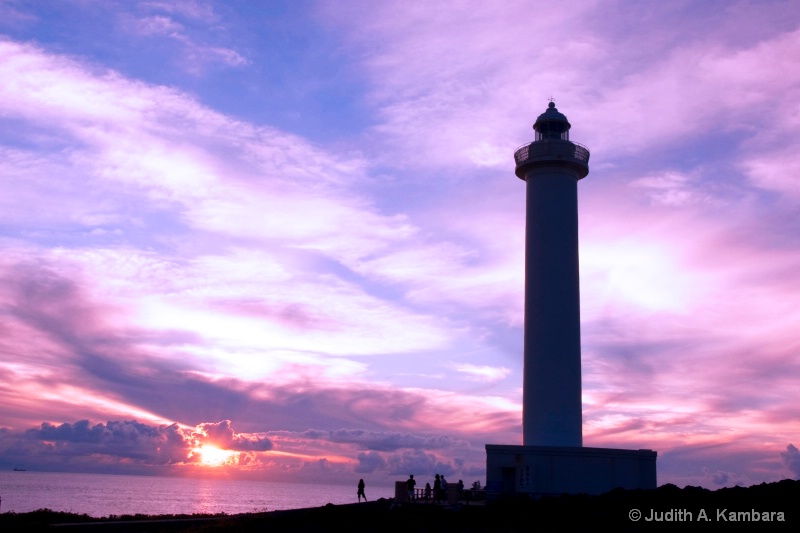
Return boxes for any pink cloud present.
[123,15,184,37]
[741,148,800,199]
[140,0,217,22]
[117,1,247,73]
[0,249,519,481]
[195,420,273,451]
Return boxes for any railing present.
[412,487,486,504]
[513,140,590,166]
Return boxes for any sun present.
[194,445,237,467]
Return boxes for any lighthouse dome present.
[533,101,571,140]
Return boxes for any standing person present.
[357,478,367,502]
[433,474,442,502]
[406,474,416,501]
[424,482,432,502]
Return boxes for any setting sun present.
[194,446,237,467]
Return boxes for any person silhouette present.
[406,474,416,501]
[357,478,367,502]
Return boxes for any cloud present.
[262,428,483,481]
[0,249,520,456]
[316,0,800,186]
[701,467,748,488]
[0,419,277,474]
[140,0,217,22]
[118,1,247,73]
[355,451,386,473]
[385,449,456,476]
[196,420,273,452]
[780,443,800,479]
[125,15,184,36]
[0,418,489,483]
[302,429,468,452]
[19,420,192,466]
[0,2,37,28]
[450,363,511,383]
[741,148,800,200]
[0,39,421,266]
[630,171,720,207]
[0,39,459,368]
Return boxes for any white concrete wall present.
[522,162,583,447]
[486,444,657,497]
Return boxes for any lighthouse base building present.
[485,103,656,497]
[485,445,656,497]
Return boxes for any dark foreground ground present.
[2,479,797,532]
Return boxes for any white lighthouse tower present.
[485,102,657,497]
[519,101,586,448]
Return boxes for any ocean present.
[0,471,394,517]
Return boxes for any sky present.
[1,0,799,489]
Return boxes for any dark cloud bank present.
[0,419,272,475]
[0,418,485,482]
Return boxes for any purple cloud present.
[780,444,800,479]
[355,451,386,474]
[4,420,191,471]
[385,449,456,477]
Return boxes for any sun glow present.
[194,445,237,467]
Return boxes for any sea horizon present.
[0,470,396,517]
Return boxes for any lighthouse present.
[485,102,656,497]
[517,101,587,447]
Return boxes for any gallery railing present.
[513,140,590,166]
